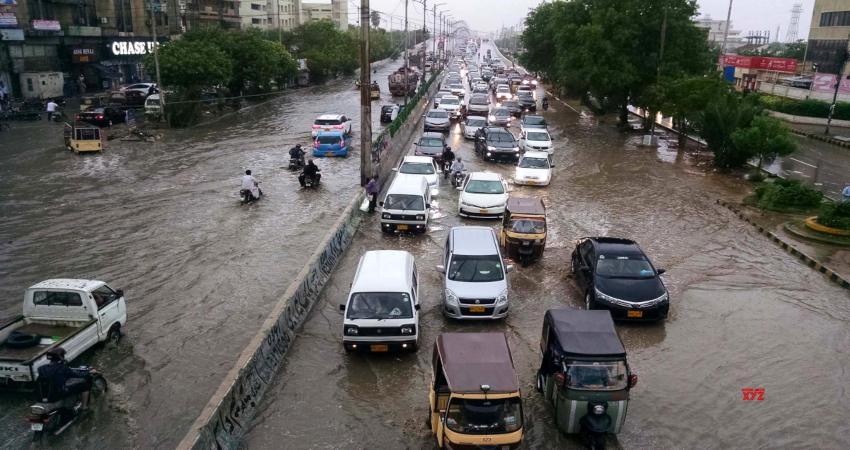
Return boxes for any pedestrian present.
[45,99,58,121]
[0,81,7,106]
[78,74,86,94]
[365,177,380,213]
[843,184,850,203]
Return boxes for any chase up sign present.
[109,40,159,56]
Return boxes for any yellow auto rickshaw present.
[64,122,104,153]
[429,332,524,449]
[499,197,546,266]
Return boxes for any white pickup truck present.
[0,279,126,386]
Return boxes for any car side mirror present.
[656,268,666,275]
[628,373,638,388]
[456,186,463,191]
[116,289,124,298]
[425,203,431,209]
[339,304,346,311]
[415,304,421,311]
[436,265,445,273]
[379,201,384,206]
[505,264,515,273]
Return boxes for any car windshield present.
[400,162,435,175]
[526,132,550,141]
[442,98,460,105]
[489,132,515,143]
[466,119,486,127]
[446,398,522,435]
[346,292,413,320]
[519,157,549,169]
[465,180,505,194]
[596,255,655,278]
[384,194,424,211]
[450,84,463,89]
[565,360,628,391]
[428,110,449,118]
[510,218,545,234]
[315,119,341,125]
[493,109,509,117]
[470,97,488,105]
[502,101,519,108]
[419,137,444,148]
[524,117,546,126]
[448,254,505,282]
[497,87,510,92]
[317,135,342,144]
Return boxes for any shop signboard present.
[32,19,61,31]
[0,12,17,28]
[108,40,161,57]
[0,0,18,4]
[71,47,98,63]
[719,54,799,73]
[0,28,22,40]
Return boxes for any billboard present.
[719,54,799,73]
[811,73,850,94]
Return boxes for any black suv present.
[571,237,669,321]
[516,91,537,112]
[473,127,520,162]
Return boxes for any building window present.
[113,0,134,32]
[252,18,262,24]
[808,39,849,74]
[251,3,261,10]
[820,11,850,27]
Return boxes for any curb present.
[790,128,850,148]
[716,199,850,289]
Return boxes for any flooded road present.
[245,50,850,448]
[0,59,406,448]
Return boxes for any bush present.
[759,95,850,121]
[817,202,850,230]
[754,179,823,211]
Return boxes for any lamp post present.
[432,3,446,68]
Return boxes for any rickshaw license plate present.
[469,306,486,313]
[31,423,43,431]
[370,344,388,352]
[627,310,643,318]
[397,224,409,231]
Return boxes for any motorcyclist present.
[450,157,466,185]
[241,170,261,201]
[542,96,549,111]
[36,348,92,409]
[300,160,321,187]
[288,144,305,166]
[441,147,455,177]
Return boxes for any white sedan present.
[519,129,553,154]
[457,172,509,219]
[514,151,552,186]
[395,155,440,188]
[462,116,488,139]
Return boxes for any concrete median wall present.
[176,71,441,450]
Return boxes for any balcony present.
[67,25,102,37]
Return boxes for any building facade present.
[300,0,346,31]
[694,15,747,52]
[806,0,850,75]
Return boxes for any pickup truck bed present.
[0,322,90,363]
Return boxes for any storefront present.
[719,55,799,92]
[102,38,164,85]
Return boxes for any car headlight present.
[486,152,492,157]
[415,214,425,221]
[345,326,359,335]
[488,115,496,121]
[495,290,508,306]
[513,147,519,152]
[487,146,496,151]
[382,213,391,219]
[400,325,415,335]
[595,287,617,304]
[445,289,459,306]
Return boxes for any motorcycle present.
[580,401,612,450]
[442,159,454,179]
[542,99,549,111]
[288,155,305,171]
[451,169,467,188]
[28,366,107,440]
[240,182,262,204]
[302,172,321,189]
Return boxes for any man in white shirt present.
[46,100,58,121]
[241,170,260,201]
[843,184,850,203]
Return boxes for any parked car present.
[437,226,513,319]
[313,131,352,157]
[311,114,352,138]
[514,151,552,186]
[519,128,553,154]
[75,107,126,127]
[462,116,488,140]
[395,155,440,188]
[571,237,670,321]
[413,132,449,164]
[423,109,451,132]
[457,171,509,219]
[474,127,520,162]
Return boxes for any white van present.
[144,94,162,117]
[340,250,420,352]
[380,176,431,233]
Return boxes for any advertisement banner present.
[0,28,23,40]
[720,54,799,73]
[811,73,850,94]
[0,12,16,28]
[32,19,61,31]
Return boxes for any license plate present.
[397,224,409,231]
[326,151,334,156]
[627,310,643,318]
[479,208,488,214]
[370,344,388,352]
[469,305,486,313]
[31,423,43,431]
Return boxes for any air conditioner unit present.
[100,17,109,24]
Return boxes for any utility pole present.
[359,0,372,185]
[720,0,734,55]
[151,0,165,122]
[422,0,427,73]
[650,9,667,137]
[404,0,409,105]
[825,39,850,135]
[277,0,283,44]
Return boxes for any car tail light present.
[311,124,320,129]
[75,114,80,120]
[628,374,638,388]
[339,139,344,146]
[313,140,319,148]
[334,124,343,128]
[96,115,104,120]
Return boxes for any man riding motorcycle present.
[241,170,261,201]
[36,348,93,410]
[288,144,306,167]
[450,157,466,186]
[441,147,456,178]
[542,96,549,111]
[300,160,321,187]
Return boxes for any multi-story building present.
[300,0,346,31]
[806,0,850,75]
[269,0,301,31]
[694,15,747,52]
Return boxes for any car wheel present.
[536,370,544,393]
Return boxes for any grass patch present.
[752,179,823,213]
[817,202,850,230]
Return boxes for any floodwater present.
[245,46,850,449]
[0,59,406,449]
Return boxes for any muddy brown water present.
[244,85,850,449]
[0,61,405,449]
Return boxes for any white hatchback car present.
[514,151,552,186]
[462,116,488,139]
[519,129,553,154]
[457,172,509,219]
[312,114,352,137]
[395,155,440,188]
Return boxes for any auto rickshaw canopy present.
[545,309,626,358]
[435,332,519,394]
[505,197,545,217]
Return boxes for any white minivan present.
[340,250,420,352]
[380,176,431,233]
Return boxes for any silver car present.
[438,226,512,320]
[423,109,451,132]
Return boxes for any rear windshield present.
[400,162,435,175]
[419,137,444,147]
[502,101,519,108]
[524,117,546,125]
[428,110,449,118]
[466,118,487,127]
[33,291,83,307]
[314,118,341,125]
[470,97,488,105]
[317,135,342,144]
[347,292,413,319]
[441,98,460,105]
[384,194,424,210]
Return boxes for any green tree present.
[147,39,232,91]
[370,10,381,28]
[657,75,731,148]
[731,115,797,170]
[693,92,761,168]
[284,21,358,80]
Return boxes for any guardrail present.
[176,68,443,450]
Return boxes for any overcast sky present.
[361,0,818,42]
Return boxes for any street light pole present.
[720,0,734,55]
[404,0,409,105]
[826,42,850,135]
[359,0,372,185]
